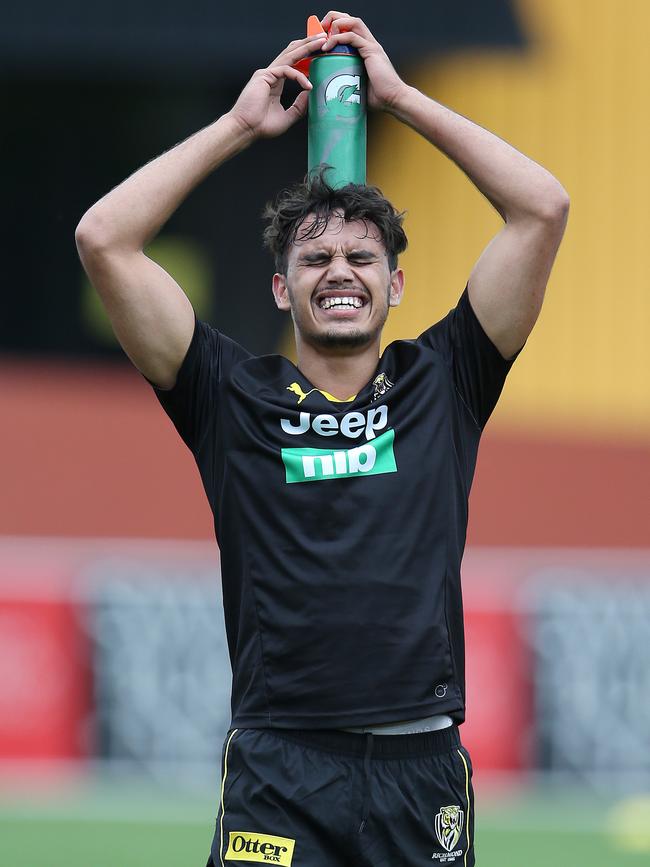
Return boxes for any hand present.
[320,11,408,112]
[228,34,327,140]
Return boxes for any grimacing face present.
[271,212,404,351]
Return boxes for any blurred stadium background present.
[2,1,650,865]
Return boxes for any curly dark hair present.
[262,166,408,274]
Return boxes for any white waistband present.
[341,714,454,735]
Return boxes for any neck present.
[295,335,381,400]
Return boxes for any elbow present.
[506,182,570,231]
[75,207,136,259]
[75,209,111,258]
[536,183,570,226]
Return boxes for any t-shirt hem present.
[230,699,465,730]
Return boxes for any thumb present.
[286,89,310,124]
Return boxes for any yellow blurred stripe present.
[369,0,650,440]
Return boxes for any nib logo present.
[282,429,396,484]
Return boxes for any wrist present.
[382,82,417,117]
[222,110,260,148]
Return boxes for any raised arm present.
[75,33,326,388]
[321,12,570,360]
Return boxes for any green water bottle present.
[306,32,367,187]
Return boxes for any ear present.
[388,268,405,308]
[272,273,291,311]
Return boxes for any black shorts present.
[206,725,475,867]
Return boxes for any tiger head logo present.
[371,373,394,401]
[434,805,464,853]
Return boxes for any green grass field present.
[2,778,650,867]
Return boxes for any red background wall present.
[2,361,648,546]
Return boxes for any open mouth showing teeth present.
[319,296,365,310]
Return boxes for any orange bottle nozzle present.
[294,15,327,76]
[307,15,326,37]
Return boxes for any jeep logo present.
[280,406,388,440]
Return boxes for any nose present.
[325,253,354,283]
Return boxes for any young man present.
[76,12,568,867]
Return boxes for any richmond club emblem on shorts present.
[434,805,464,853]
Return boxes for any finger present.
[271,33,327,66]
[321,30,367,54]
[326,15,373,40]
[287,89,310,122]
[267,65,313,91]
[321,11,373,38]
[320,11,351,30]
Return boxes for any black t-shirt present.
[154,288,517,729]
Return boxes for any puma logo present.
[287,382,317,405]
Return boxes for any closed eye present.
[298,254,330,266]
[299,253,380,266]
[349,255,378,265]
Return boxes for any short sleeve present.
[417,287,520,429]
[152,317,252,453]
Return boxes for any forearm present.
[76,112,253,251]
[388,86,569,222]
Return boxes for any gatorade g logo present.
[322,73,362,118]
[325,73,361,106]
[225,831,295,865]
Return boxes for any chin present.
[310,328,377,350]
